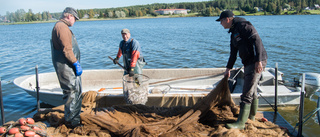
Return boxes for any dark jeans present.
[241,60,267,104]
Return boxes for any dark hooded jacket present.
[226,17,268,69]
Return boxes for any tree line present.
[2,9,52,23]
[1,0,320,23]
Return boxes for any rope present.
[258,93,276,110]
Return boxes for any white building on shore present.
[155,9,189,15]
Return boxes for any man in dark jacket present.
[51,7,82,128]
[216,11,268,129]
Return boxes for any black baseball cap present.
[216,11,234,21]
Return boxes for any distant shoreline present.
[1,12,319,25]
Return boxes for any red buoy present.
[261,117,268,122]
[26,118,35,124]
[0,127,6,134]
[24,130,36,136]
[18,118,27,126]
[32,126,42,131]
[20,125,30,130]
[14,132,23,137]
[8,127,19,135]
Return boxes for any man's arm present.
[130,40,141,68]
[56,24,78,63]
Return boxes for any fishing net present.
[30,76,291,137]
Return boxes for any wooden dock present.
[260,111,298,137]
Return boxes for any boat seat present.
[258,85,292,94]
[260,71,275,86]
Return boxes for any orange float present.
[18,118,27,126]
[20,125,30,130]
[32,126,42,131]
[8,127,19,135]
[26,118,35,124]
[14,132,23,137]
[261,117,268,122]
[0,127,6,134]
[24,130,36,136]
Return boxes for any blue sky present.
[0,0,208,15]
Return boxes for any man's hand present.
[224,68,231,78]
[113,57,119,64]
[73,61,83,76]
[129,68,134,77]
[255,61,263,73]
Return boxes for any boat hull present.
[13,68,300,107]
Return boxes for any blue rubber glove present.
[73,61,83,76]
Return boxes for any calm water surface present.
[0,15,319,136]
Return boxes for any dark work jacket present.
[226,17,268,69]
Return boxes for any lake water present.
[0,15,319,136]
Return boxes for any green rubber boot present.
[249,99,259,121]
[226,103,251,129]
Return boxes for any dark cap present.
[216,10,234,21]
[63,7,79,20]
[121,28,130,34]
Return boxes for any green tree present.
[201,3,206,10]
[78,10,84,19]
[26,9,34,22]
[42,12,48,20]
[240,9,247,15]
[283,3,291,10]
[296,0,302,13]
[238,0,245,9]
[47,12,52,20]
[214,7,221,16]
[243,3,252,12]
[275,6,282,14]
[302,0,307,9]
[89,9,94,18]
[15,9,21,22]
[6,11,13,22]
[37,12,42,21]
[134,10,139,16]
[99,11,103,18]
[123,8,129,16]
[138,10,143,16]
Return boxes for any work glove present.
[129,68,134,77]
[73,61,83,76]
[113,57,119,64]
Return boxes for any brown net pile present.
[32,77,292,137]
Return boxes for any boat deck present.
[259,111,298,136]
